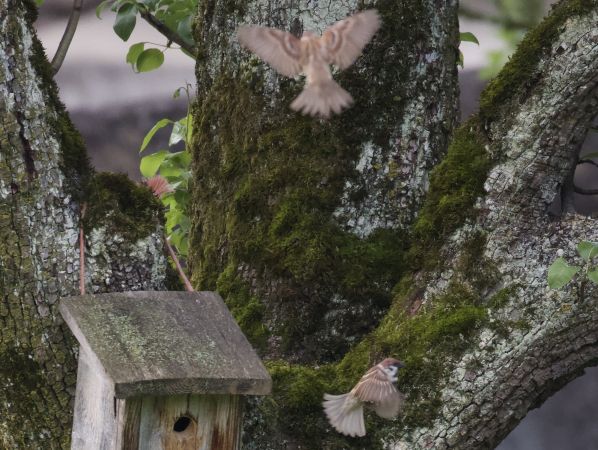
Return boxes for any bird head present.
[380,358,406,377]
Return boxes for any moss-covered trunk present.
[0,1,167,447]
[191,0,598,448]
[190,0,460,362]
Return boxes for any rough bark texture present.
[190,0,598,449]
[0,1,167,448]
[190,0,460,362]
[393,5,598,448]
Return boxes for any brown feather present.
[237,26,302,77]
[322,10,381,70]
[351,364,398,404]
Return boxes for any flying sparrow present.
[237,10,381,119]
[323,358,405,437]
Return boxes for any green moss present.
[256,283,489,447]
[0,345,71,448]
[480,0,598,124]
[85,173,163,241]
[0,4,87,447]
[192,72,408,357]
[191,0,442,359]
[456,232,500,291]
[407,120,492,270]
[216,264,269,352]
[346,283,488,427]
[190,0,587,445]
[24,1,92,201]
[265,361,384,450]
[487,285,519,309]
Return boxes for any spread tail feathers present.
[322,393,365,437]
[290,81,353,118]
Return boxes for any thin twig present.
[51,0,83,74]
[165,236,194,291]
[578,159,598,168]
[79,203,87,295]
[138,8,198,58]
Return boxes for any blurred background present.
[34,1,598,448]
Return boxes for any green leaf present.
[164,151,191,171]
[460,31,479,45]
[176,14,194,45]
[95,0,112,18]
[174,189,190,207]
[35,0,45,6]
[140,118,171,153]
[141,0,159,8]
[582,151,598,159]
[169,118,188,146]
[577,241,598,261]
[157,159,182,178]
[588,267,598,285]
[457,50,464,68]
[169,229,183,247]
[140,150,169,177]
[114,3,137,41]
[548,257,580,289]
[136,48,165,72]
[126,42,145,66]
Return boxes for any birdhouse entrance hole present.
[173,416,192,432]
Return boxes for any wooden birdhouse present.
[59,291,272,450]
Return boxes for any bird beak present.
[397,362,406,369]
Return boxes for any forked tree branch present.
[138,8,197,57]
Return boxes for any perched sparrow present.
[237,10,381,118]
[323,358,405,437]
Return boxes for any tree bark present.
[191,0,460,361]
[391,3,598,447]
[190,0,598,449]
[0,1,167,447]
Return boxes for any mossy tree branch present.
[190,0,598,449]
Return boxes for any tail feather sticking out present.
[322,393,365,437]
[290,81,353,119]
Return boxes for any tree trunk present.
[191,0,460,361]
[190,0,598,449]
[0,1,167,447]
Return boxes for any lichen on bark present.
[191,0,598,448]
[0,1,168,447]
[190,0,460,362]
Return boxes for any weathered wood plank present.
[59,291,272,398]
[123,394,243,450]
[71,346,118,450]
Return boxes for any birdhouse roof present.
[59,291,272,398]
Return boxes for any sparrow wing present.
[351,365,398,405]
[321,9,381,70]
[237,26,303,77]
[373,390,405,419]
